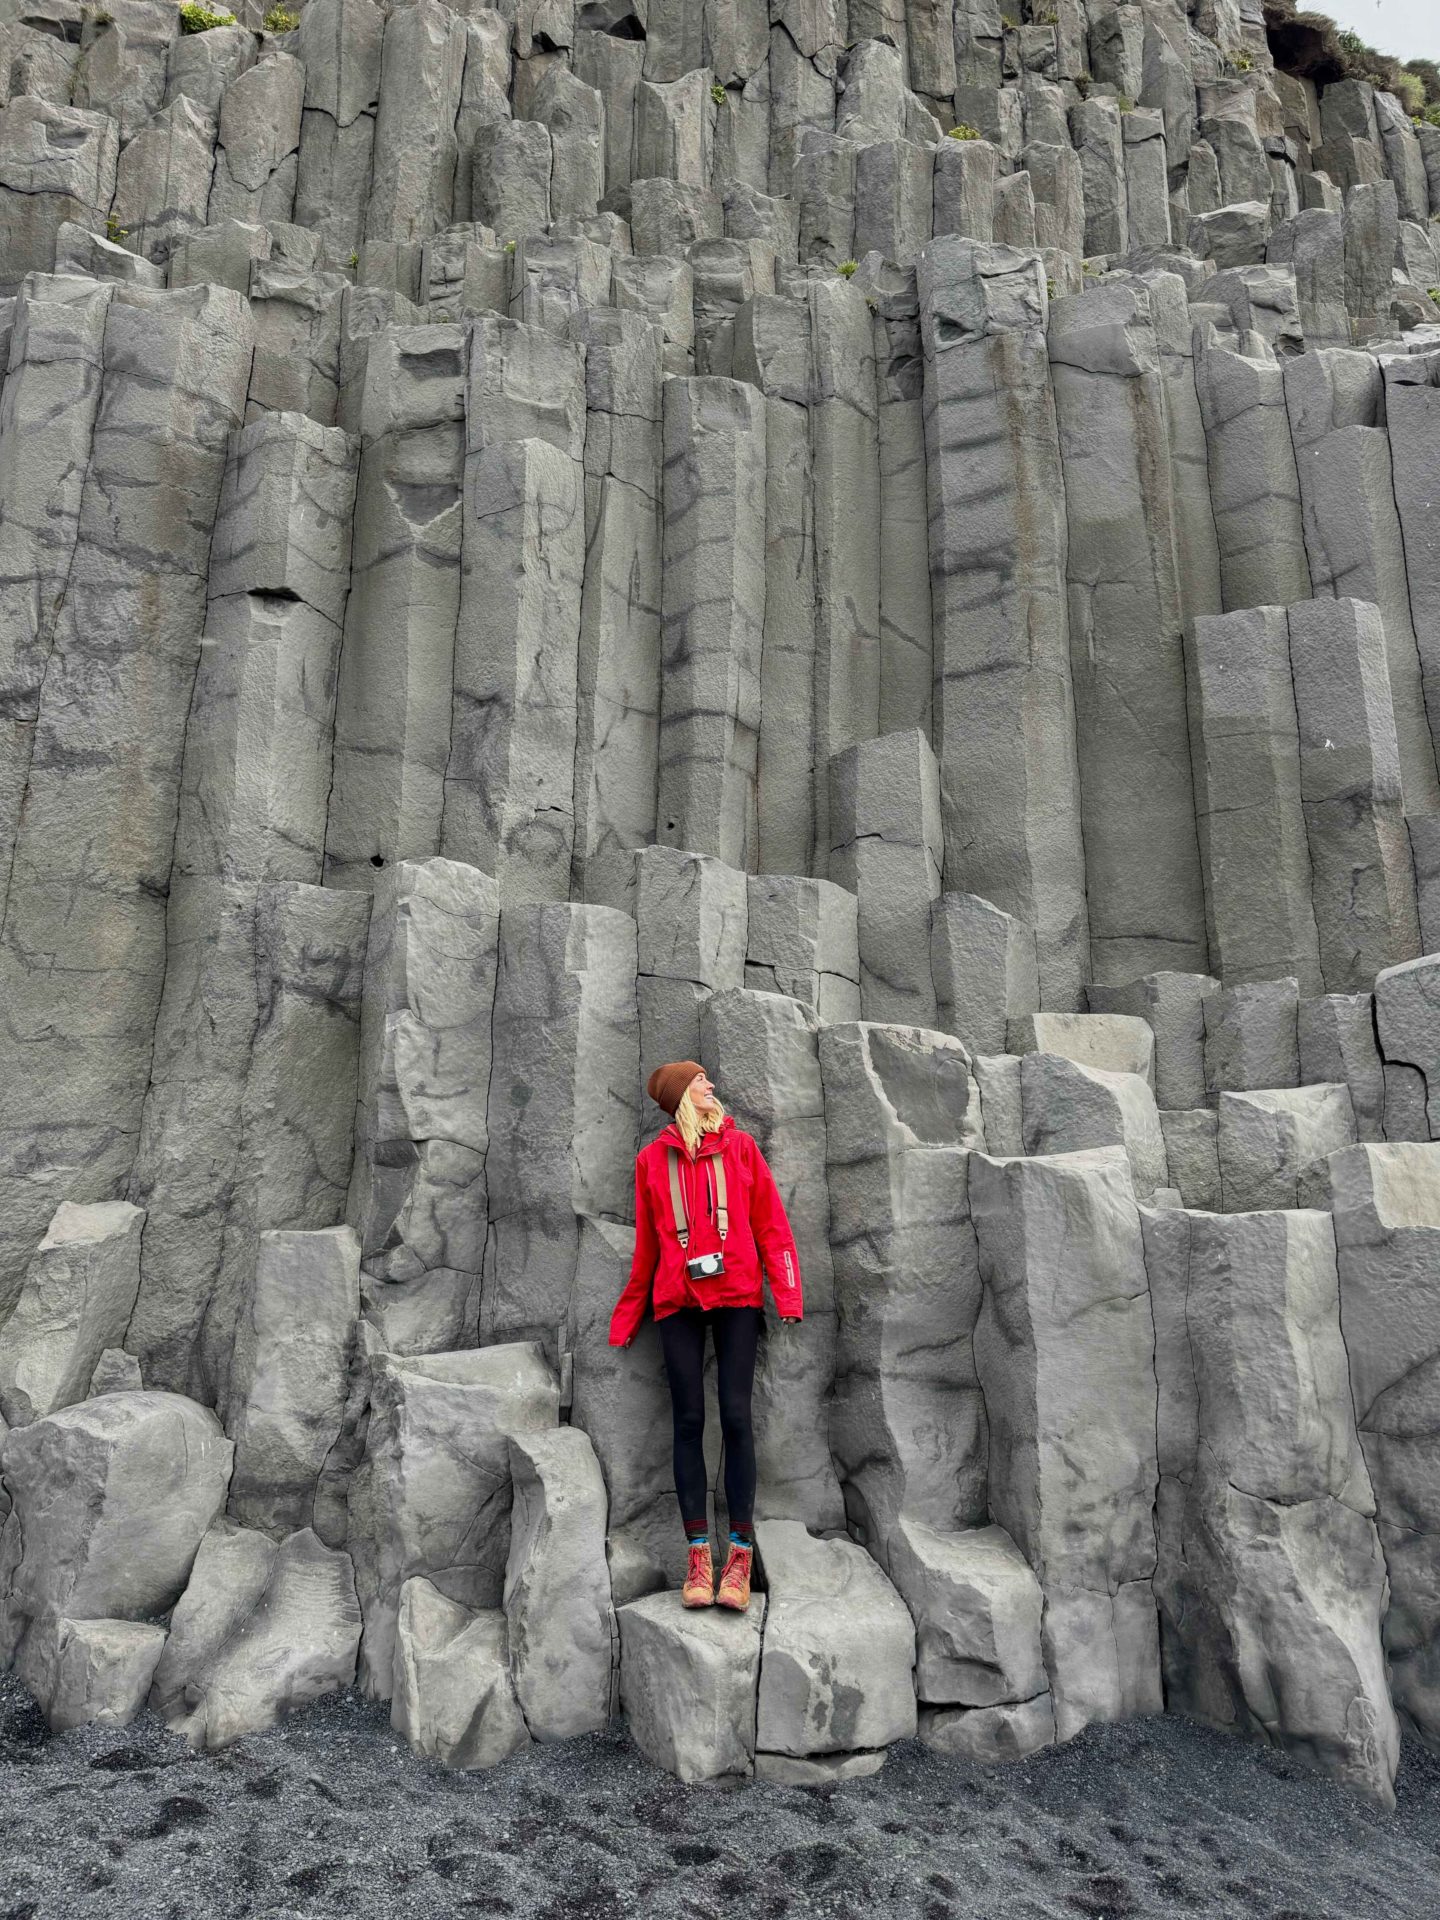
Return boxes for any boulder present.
[0,1392,232,1721]
[391,1576,531,1771]
[888,1518,1047,1712]
[618,1588,766,1782]
[754,1519,917,1758]
[919,1693,1058,1762]
[153,1524,361,1748]
[88,1349,143,1396]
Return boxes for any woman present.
[609,1059,804,1613]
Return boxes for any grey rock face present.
[2,0,1440,1796]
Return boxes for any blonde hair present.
[673,1084,726,1157]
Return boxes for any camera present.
[685,1250,726,1281]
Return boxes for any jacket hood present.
[654,1112,736,1153]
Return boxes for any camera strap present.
[666,1146,728,1250]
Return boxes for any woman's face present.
[688,1069,718,1113]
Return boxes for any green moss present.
[837,259,858,278]
[178,1,237,32]
[947,123,981,140]
[710,82,726,106]
[262,5,298,29]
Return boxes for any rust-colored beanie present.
[647,1059,703,1116]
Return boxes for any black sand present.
[1,1673,1434,1920]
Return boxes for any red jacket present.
[608,1113,804,1345]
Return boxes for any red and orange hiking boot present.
[682,1540,715,1608]
[715,1540,753,1610]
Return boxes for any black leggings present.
[657,1306,760,1539]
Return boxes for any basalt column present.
[918,236,1088,1010]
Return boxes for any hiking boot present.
[682,1540,714,1607]
[715,1541,753,1610]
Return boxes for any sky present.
[1320,0,1438,64]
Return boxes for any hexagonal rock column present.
[443,319,588,907]
[828,728,944,1027]
[0,1202,144,1427]
[744,872,861,1024]
[969,1146,1163,1742]
[895,1520,1055,1763]
[225,1226,361,1540]
[820,1021,988,1561]
[480,901,640,1363]
[618,1589,767,1782]
[1322,1143,1440,1749]
[1216,1085,1356,1212]
[349,1343,560,1699]
[656,375,767,869]
[1143,1204,1399,1804]
[917,236,1088,1009]
[754,1519,917,1774]
[635,844,748,1075]
[347,856,499,1356]
[1018,1055,1168,1203]
[503,1429,615,1742]
[0,1392,233,1730]
[1049,278,1207,985]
